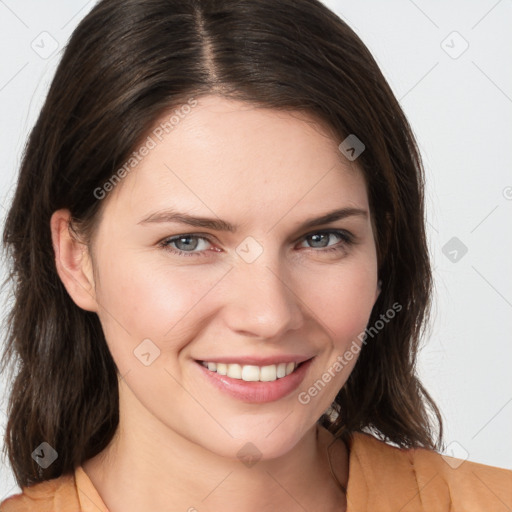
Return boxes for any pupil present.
[310,233,328,248]
[177,236,198,251]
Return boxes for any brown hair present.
[1,0,443,488]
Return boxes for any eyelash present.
[158,230,355,258]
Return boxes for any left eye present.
[299,231,351,249]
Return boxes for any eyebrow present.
[138,207,368,232]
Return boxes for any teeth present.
[242,365,260,382]
[260,365,277,382]
[201,361,298,381]
[227,363,242,379]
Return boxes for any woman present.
[1,0,510,511]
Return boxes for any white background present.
[0,0,511,499]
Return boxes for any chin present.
[183,413,317,463]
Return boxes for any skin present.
[51,95,380,512]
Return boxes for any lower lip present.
[195,359,313,403]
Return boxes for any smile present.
[195,358,314,403]
[200,361,298,382]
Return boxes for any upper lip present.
[196,355,315,366]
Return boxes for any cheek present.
[94,253,231,358]
[293,262,377,413]
[301,259,378,347]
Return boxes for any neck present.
[83,383,348,512]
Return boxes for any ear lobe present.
[50,209,98,312]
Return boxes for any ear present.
[50,209,98,312]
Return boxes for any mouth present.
[198,360,302,382]
[194,357,314,403]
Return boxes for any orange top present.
[1,432,511,511]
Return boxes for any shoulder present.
[0,473,78,512]
[347,431,512,511]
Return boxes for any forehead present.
[101,95,369,226]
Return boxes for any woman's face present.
[84,94,379,459]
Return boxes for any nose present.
[221,257,305,340]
